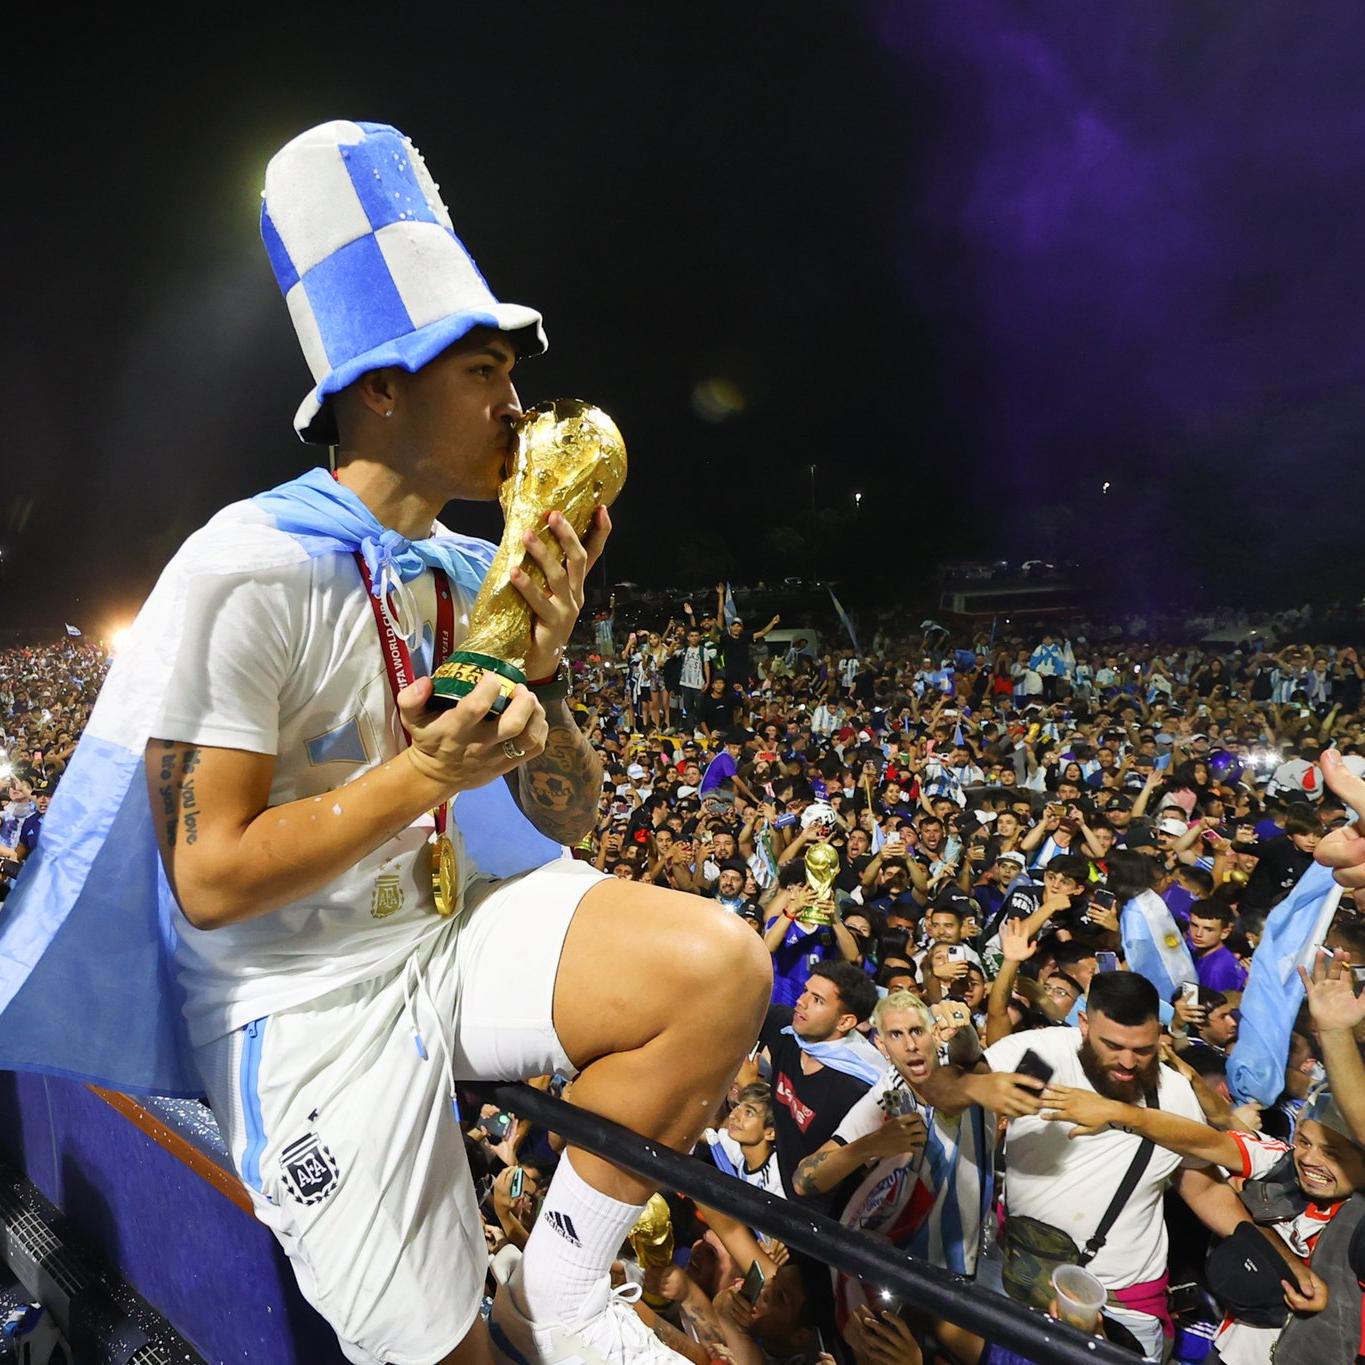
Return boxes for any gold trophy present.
[629,1193,675,1310]
[425,398,626,915]
[799,842,840,926]
[431,397,627,711]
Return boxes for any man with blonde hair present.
[792,990,996,1327]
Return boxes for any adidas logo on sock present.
[545,1211,582,1246]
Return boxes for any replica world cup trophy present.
[629,1193,675,1311]
[431,397,627,709]
[799,841,840,926]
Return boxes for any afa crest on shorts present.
[280,1131,341,1205]
[372,871,404,919]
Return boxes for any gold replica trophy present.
[431,397,628,710]
[629,1193,675,1310]
[798,841,840,926]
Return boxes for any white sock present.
[514,1154,646,1326]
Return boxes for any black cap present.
[1204,1224,1292,1328]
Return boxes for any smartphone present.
[946,944,968,963]
[1180,981,1201,1007]
[508,1167,524,1200]
[1091,889,1117,912]
[1014,1048,1055,1085]
[1096,951,1119,973]
[874,1287,904,1317]
[739,1259,766,1306]
[484,1111,512,1142]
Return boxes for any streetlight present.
[809,464,817,510]
[854,491,863,515]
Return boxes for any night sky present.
[7,2,1365,632]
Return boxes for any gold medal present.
[431,831,458,917]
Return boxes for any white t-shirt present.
[149,501,489,1047]
[984,1027,1208,1288]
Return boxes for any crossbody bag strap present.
[1080,1091,1159,1265]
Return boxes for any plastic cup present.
[1050,1264,1107,1332]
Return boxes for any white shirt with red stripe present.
[1214,1132,1343,1365]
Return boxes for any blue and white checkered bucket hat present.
[261,120,546,444]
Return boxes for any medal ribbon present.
[354,553,455,840]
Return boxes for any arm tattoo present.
[794,1147,832,1194]
[511,700,603,844]
[649,1315,705,1361]
[680,1309,729,1353]
[154,741,205,848]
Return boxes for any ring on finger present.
[502,739,528,760]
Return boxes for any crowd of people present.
[7,607,1365,1364]
[0,640,106,899]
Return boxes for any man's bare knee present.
[680,908,773,1031]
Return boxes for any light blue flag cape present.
[1228,861,1341,1106]
[780,1026,885,1086]
[1120,888,1198,1003]
[0,468,562,1097]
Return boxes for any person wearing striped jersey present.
[790,990,993,1332]
[699,1082,785,1198]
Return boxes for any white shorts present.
[195,859,606,1365]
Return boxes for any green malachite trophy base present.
[430,650,526,714]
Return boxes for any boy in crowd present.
[698,1082,785,1198]
[1187,900,1250,992]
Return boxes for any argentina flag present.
[1228,860,1341,1106]
[1120,888,1198,1002]
[722,582,740,627]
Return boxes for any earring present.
[384,409,393,418]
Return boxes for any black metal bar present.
[476,1082,1132,1365]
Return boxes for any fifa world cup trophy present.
[431,398,627,709]
[799,842,841,926]
[629,1193,676,1310]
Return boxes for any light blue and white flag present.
[1120,888,1197,1003]
[64,624,81,637]
[781,1026,885,1086]
[829,587,861,655]
[1228,861,1341,1106]
[722,581,740,627]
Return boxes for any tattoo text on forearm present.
[156,742,203,847]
